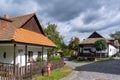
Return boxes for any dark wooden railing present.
[0,63,16,80]
[0,60,64,80]
[79,53,108,58]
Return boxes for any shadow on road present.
[74,59,120,75]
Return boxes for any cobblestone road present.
[61,59,120,80]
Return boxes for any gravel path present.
[61,59,120,80]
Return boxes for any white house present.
[0,13,56,68]
[79,32,119,58]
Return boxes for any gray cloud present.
[40,0,101,22]
[0,0,120,44]
[82,13,100,24]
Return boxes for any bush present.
[49,56,61,61]
[117,53,120,57]
[36,57,42,62]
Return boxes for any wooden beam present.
[13,44,16,74]
[25,45,27,75]
[42,46,44,61]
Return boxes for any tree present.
[68,37,80,57]
[94,39,108,58]
[68,37,80,50]
[110,31,120,44]
[43,23,64,55]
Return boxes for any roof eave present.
[0,40,56,48]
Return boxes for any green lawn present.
[34,65,72,80]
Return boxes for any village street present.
[61,58,120,80]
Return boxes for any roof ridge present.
[10,13,35,19]
[12,28,19,40]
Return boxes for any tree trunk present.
[100,51,102,59]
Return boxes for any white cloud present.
[0,0,41,16]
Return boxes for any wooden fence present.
[79,53,108,58]
[0,59,64,80]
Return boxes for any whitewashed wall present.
[108,44,118,56]
[16,45,48,66]
[0,45,14,64]
[0,44,50,66]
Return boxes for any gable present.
[88,32,104,38]
[22,16,44,35]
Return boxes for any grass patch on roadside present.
[72,57,115,63]
[72,59,90,63]
[96,57,115,62]
[34,65,72,80]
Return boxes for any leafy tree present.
[68,37,80,51]
[68,37,80,57]
[44,23,64,50]
[110,31,120,43]
[94,39,108,58]
[43,23,65,59]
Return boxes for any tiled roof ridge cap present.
[10,13,35,19]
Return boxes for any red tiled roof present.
[10,13,35,28]
[0,13,34,41]
[13,28,56,47]
[0,13,56,47]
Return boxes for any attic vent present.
[4,14,9,19]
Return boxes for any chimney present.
[4,14,9,19]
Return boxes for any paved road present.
[61,59,120,80]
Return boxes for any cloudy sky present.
[0,0,120,44]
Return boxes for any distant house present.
[0,13,56,67]
[79,32,119,58]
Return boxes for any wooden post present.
[13,44,16,74]
[25,45,27,77]
[47,51,50,62]
[30,63,32,79]
[42,46,44,61]
[81,45,83,56]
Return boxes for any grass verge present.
[72,57,115,63]
[34,65,72,80]
[72,59,90,63]
[96,57,115,62]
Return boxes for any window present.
[3,52,6,58]
[28,51,33,58]
[84,48,90,51]
[38,51,42,58]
